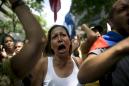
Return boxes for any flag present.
[49,0,61,22]
[64,12,76,39]
[90,31,124,51]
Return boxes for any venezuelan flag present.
[90,31,124,51]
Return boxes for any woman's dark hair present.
[44,25,71,56]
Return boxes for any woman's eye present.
[62,34,66,36]
[52,35,57,39]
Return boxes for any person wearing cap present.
[78,0,129,86]
[90,25,103,37]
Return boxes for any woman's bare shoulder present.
[34,57,48,72]
[30,57,48,85]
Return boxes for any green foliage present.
[0,20,12,31]
[71,0,116,29]
[26,0,44,12]
[1,0,117,35]
[34,14,47,27]
[0,0,46,36]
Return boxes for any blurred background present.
[0,0,115,41]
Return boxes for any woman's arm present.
[8,0,47,78]
[80,24,98,60]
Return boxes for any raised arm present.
[80,24,97,60]
[8,0,46,78]
[78,37,129,84]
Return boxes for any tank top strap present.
[47,57,55,74]
[71,57,79,73]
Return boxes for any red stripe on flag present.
[90,36,109,51]
[49,0,61,22]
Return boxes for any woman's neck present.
[53,55,71,68]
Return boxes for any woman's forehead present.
[51,27,67,34]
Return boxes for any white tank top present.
[43,57,82,86]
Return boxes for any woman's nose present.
[58,36,62,42]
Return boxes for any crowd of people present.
[78,0,129,86]
[0,0,129,86]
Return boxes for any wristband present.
[12,0,25,10]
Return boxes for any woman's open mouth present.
[58,44,66,53]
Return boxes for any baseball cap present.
[90,25,103,34]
